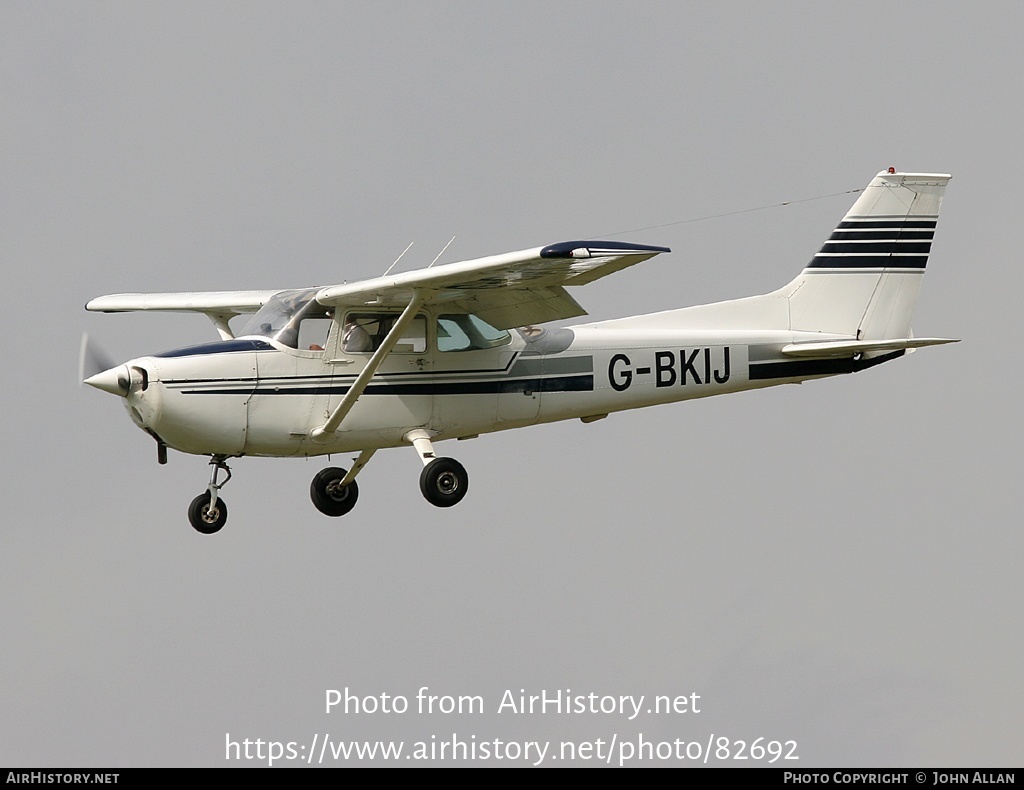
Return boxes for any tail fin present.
[784,170,951,340]
[594,170,952,341]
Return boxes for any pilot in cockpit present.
[342,317,371,353]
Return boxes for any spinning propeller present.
[79,332,128,395]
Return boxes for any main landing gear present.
[407,429,469,509]
[307,430,469,518]
[419,457,468,508]
[310,466,360,516]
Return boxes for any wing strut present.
[310,293,425,443]
[207,313,236,340]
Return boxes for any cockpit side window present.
[297,316,333,351]
[341,312,427,354]
[437,314,511,352]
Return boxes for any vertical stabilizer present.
[785,170,950,340]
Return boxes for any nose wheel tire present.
[310,467,359,517]
[188,493,228,534]
[419,457,469,508]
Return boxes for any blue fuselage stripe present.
[155,339,274,358]
[177,375,594,396]
[749,351,904,379]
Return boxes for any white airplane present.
[84,169,956,534]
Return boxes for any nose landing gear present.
[188,456,232,534]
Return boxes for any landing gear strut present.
[188,456,232,534]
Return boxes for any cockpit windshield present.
[238,288,333,350]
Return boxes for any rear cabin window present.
[437,314,511,352]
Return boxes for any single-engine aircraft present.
[84,169,956,533]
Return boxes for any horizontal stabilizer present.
[781,337,959,358]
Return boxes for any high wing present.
[85,290,285,340]
[85,290,283,315]
[315,240,670,329]
[83,239,670,337]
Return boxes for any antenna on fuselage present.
[382,242,415,277]
[427,236,456,268]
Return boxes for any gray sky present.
[3,1,1020,767]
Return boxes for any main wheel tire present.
[310,467,359,517]
[188,493,227,534]
[419,457,469,508]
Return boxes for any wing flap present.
[464,286,586,329]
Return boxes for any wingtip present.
[540,240,671,259]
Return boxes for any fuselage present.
[111,307,867,459]
[82,171,953,532]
